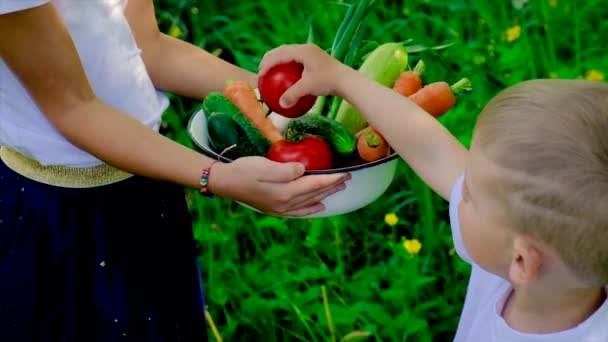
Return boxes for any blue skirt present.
[0,159,208,341]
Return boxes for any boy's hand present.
[258,44,349,109]
[259,45,467,200]
[210,156,351,217]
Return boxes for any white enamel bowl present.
[187,109,399,218]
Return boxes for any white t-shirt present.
[448,175,608,342]
[0,0,169,167]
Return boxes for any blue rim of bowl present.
[187,109,400,175]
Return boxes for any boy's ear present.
[508,236,543,285]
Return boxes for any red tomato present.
[258,61,317,118]
[267,137,333,171]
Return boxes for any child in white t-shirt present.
[259,44,608,341]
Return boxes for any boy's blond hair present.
[475,79,608,285]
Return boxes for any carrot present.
[392,59,426,96]
[355,127,390,162]
[223,80,283,143]
[409,77,472,118]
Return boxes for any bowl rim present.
[187,108,400,175]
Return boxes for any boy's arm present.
[124,0,257,99]
[336,68,467,200]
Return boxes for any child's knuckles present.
[304,43,316,51]
[276,191,294,206]
[284,163,303,178]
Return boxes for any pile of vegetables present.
[201,0,471,171]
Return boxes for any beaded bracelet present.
[199,161,217,198]
[199,144,237,198]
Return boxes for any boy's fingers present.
[259,44,300,75]
[279,78,313,108]
[259,44,316,76]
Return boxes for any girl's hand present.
[209,156,351,217]
[258,44,350,109]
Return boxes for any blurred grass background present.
[153,0,606,340]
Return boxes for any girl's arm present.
[0,3,216,189]
[0,5,349,217]
[124,0,256,99]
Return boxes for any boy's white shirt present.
[449,175,608,342]
[0,0,169,167]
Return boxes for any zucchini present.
[335,42,409,134]
[284,114,356,155]
[202,93,271,156]
[207,113,263,159]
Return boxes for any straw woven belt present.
[0,146,132,188]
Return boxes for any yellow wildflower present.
[585,70,605,81]
[384,213,399,226]
[505,25,521,42]
[549,72,558,79]
[168,24,183,38]
[549,0,557,7]
[403,239,422,255]
[191,6,199,14]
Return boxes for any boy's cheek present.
[460,209,509,276]
[460,205,492,266]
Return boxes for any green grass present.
[154,0,607,340]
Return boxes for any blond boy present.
[259,44,608,341]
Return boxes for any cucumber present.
[284,114,356,155]
[202,92,241,118]
[207,113,263,159]
[202,93,271,156]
